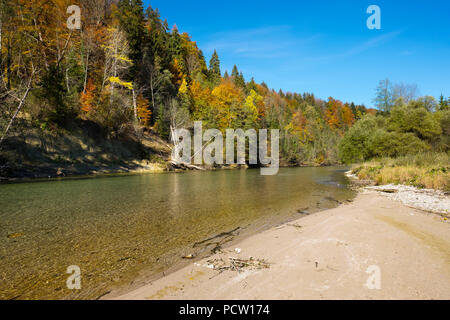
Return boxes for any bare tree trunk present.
[56,31,72,68]
[0,86,31,147]
[82,49,90,94]
[65,67,70,92]
[110,38,117,104]
[7,37,11,90]
[0,64,34,147]
[132,88,138,122]
[33,18,49,71]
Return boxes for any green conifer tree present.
[208,50,221,85]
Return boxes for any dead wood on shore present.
[169,160,206,171]
[193,227,241,248]
[206,257,271,273]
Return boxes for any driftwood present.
[95,291,112,300]
[169,160,206,171]
[193,227,241,248]
[297,207,309,214]
[193,226,241,254]
[181,227,242,259]
[287,223,303,230]
[206,257,271,273]
[378,188,399,193]
[211,236,234,254]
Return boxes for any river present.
[0,167,355,299]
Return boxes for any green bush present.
[338,115,378,163]
[340,100,445,164]
[388,105,442,140]
[368,130,430,158]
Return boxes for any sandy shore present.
[108,192,450,300]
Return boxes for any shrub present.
[368,130,430,158]
[388,105,442,140]
[338,115,378,163]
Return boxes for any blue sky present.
[144,0,450,108]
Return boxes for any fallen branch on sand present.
[169,160,206,171]
[193,227,241,254]
[287,223,303,230]
[182,227,243,259]
[193,227,241,248]
[205,257,271,273]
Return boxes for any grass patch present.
[351,152,450,191]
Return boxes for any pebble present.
[364,184,450,215]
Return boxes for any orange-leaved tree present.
[80,78,97,113]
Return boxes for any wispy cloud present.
[203,26,320,59]
[298,30,404,65]
[203,27,402,67]
[343,30,403,57]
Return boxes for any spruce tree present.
[247,77,258,93]
[237,72,246,88]
[439,94,448,111]
[117,0,145,79]
[231,65,239,78]
[208,50,221,84]
[231,65,245,88]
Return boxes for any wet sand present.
[108,193,450,300]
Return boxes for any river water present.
[0,167,355,299]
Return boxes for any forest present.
[0,0,448,180]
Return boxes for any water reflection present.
[0,167,354,299]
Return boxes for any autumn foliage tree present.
[80,79,96,113]
[0,0,367,165]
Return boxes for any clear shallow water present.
[0,167,355,299]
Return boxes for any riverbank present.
[108,191,450,300]
[0,120,174,182]
[346,170,449,215]
[0,119,335,183]
[349,153,450,192]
